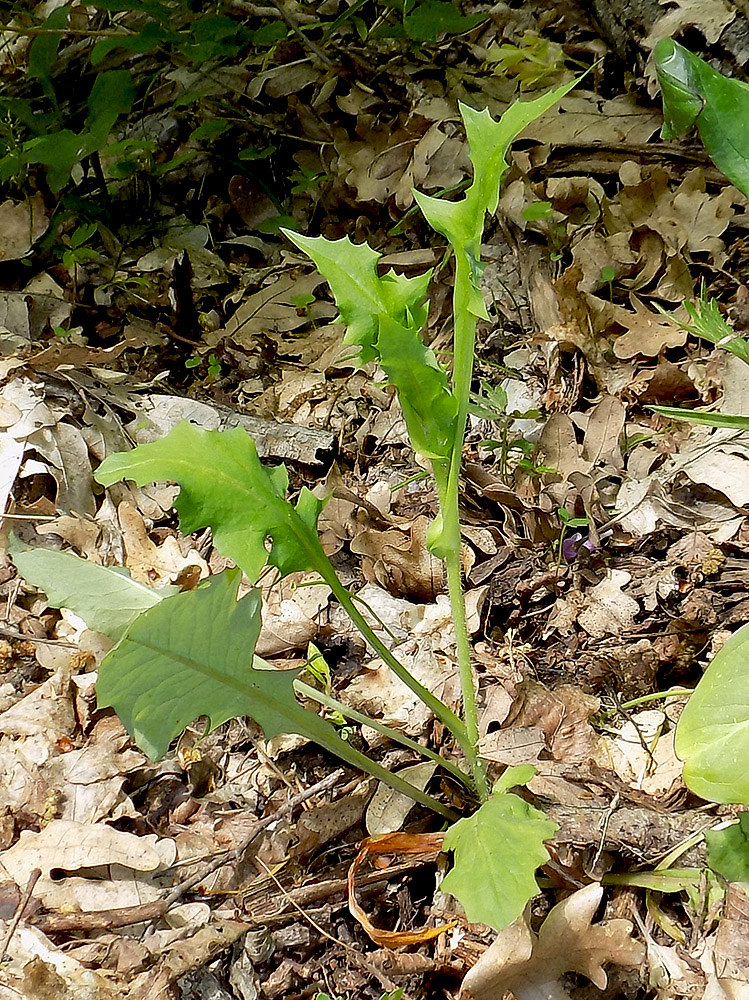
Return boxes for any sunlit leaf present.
[676,622,749,802]
[95,422,328,581]
[441,766,557,930]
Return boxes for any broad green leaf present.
[655,39,749,200]
[85,69,137,149]
[377,316,457,459]
[676,621,749,802]
[9,538,173,640]
[281,231,431,364]
[706,814,749,882]
[403,1,485,42]
[651,406,749,430]
[97,568,458,816]
[441,782,557,930]
[98,570,280,758]
[95,423,328,581]
[24,130,84,193]
[27,5,70,101]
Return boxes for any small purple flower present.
[562,532,597,562]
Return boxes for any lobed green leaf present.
[95,422,327,581]
[97,570,292,759]
[281,231,431,364]
[441,770,557,930]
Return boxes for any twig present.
[30,860,423,934]
[163,767,344,907]
[0,625,78,648]
[264,0,333,66]
[1,869,41,959]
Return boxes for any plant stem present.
[439,250,489,800]
[292,682,458,820]
[319,566,470,753]
[296,679,471,788]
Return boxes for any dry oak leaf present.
[460,883,645,1000]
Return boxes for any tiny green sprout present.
[600,264,616,301]
[59,222,100,272]
[185,356,201,370]
[207,353,222,376]
[290,167,331,195]
[522,200,553,223]
[291,292,316,314]
[52,325,71,339]
[558,505,590,530]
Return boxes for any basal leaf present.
[377,316,457,459]
[655,39,749,200]
[96,568,458,816]
[441,783,557,930]
[281,231,431,364]
[95,423,327,581]
[97,570,293,758]
[9,538,173,640]
[676,621,749,802]
[706,813,749,882]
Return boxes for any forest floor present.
[1,1,749,998]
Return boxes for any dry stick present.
[163,767,344,908]
[1,869,41,959]
[265,0,333,66]
[32,860,425,934]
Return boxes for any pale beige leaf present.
[461,884,645,1000]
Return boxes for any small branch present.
[0,26,128,36]
[264,0,333,66]
[1,869,41,959]
[163,768,344,907]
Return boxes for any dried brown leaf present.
[460,884,645,1000]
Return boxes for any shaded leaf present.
[706,814,749,882]
[655,39,749,200]
[98,569,299,759]
[9,537,173,640]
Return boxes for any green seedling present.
[11,84,583,931]
[58,222,100,272]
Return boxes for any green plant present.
[58,221,100,272]
[11,83,581,932]
[655,38,749,199]
[648,43,749,812]
[0,0,287,198]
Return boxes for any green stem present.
[435,249,489,801]
[317,563,470,753]
[299,704,459,821]
[296,679,471,788]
